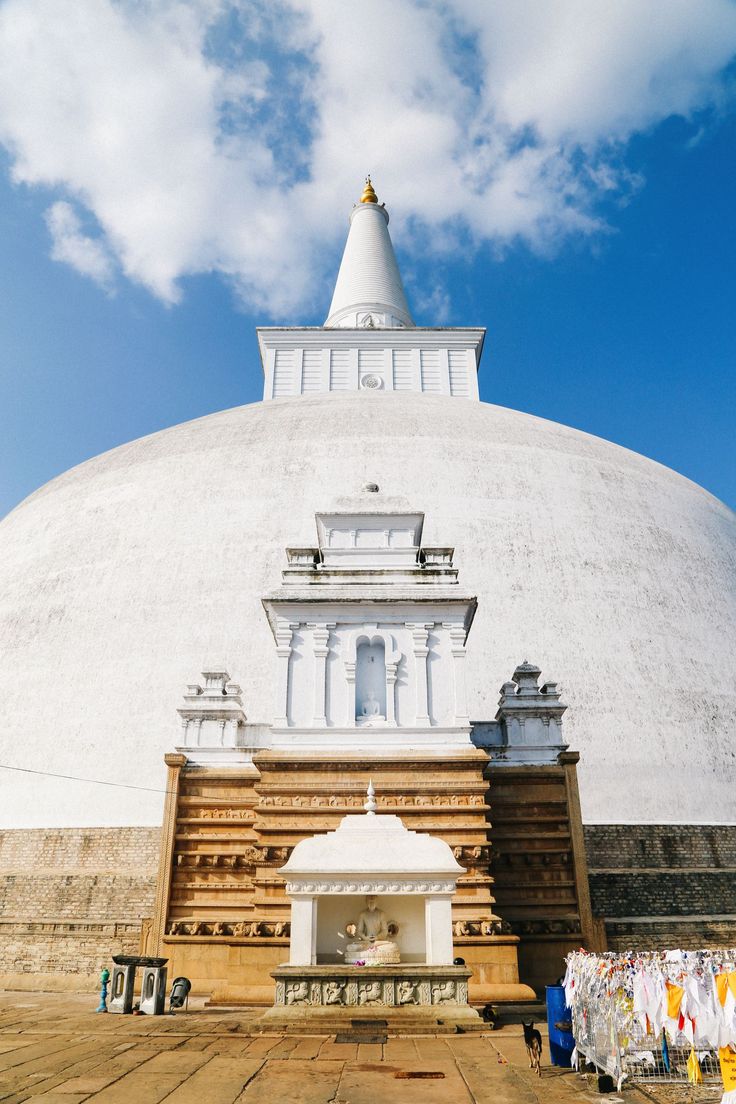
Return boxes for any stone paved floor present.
[0,992,693,1104]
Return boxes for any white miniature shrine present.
[264,784,482,1027]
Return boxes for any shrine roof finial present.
[360,175,378,204]
[364,779,377,815]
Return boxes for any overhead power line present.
[0,763,174,795]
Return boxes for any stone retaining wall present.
[584,824,736,951]
[2,822,736,989]
[0,828,159,988]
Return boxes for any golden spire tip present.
[359,175,378,204]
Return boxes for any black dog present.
[523,1021,543,1076]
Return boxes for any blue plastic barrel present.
[545,985,575,1067]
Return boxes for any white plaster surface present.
[1,390,735,827]
[281,813,464,878]
[325,202,413,329]
[258,326,482,399]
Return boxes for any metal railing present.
[572,992,721,1085]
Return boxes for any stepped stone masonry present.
[0,828,159,988]
[151,502,542,1003]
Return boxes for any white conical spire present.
[325,177,414,329]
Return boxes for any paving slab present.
[0,1044,36,1058]
[238,1037,279,1058]
[198,1037,255,1057]
[136,1050,209,1075]
[0,992,669,1104]
[159,1057,264,1103]
[81,1070,189,1103]
[412,1036,453,1061]
[19,1095,89,1103]
[263,1037,301,1059]
[315,1040,358,1061]
[0,1041,123,1101]
[233,1058,344,1104]
[382,1038,419,1061]
[356,1043,383,1062]
[340,1060,472,1104]
[455,1055,540,1104]
[287,1036,329,1059]
[0,1039,73,1075]
[33,1046,193,1103]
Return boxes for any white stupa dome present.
[1,389,734,829]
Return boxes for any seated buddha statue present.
[356,689,386,727]
[345,896,400,964]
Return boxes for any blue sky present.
[1,1,735,517]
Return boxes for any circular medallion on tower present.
[360,374,383,390]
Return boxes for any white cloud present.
[45,201,115,290]
[0,0,734,316]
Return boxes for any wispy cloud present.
[0,0,734,316]
[45,201,116,290]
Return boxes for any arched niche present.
[355,639,387,723]
[345,628,401,726]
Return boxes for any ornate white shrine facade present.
[264,511,475,745]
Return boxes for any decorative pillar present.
[408,623,432,726]
[151,752,187,954]
[274,621,298,727]
[446,623,469,725]
[345,660,357,725]
[425,896,454,965]
[561,750,600,950]
[289,896,317,965]
[385,659,398,724]
[310,622,333,727]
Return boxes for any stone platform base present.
[262,964,482,1032]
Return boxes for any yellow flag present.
[720,1046,736,1091]
[665,981,684,1019]
[687,1049,702,1085]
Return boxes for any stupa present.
[0,178,734,998]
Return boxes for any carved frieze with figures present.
[166,919,290,938]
